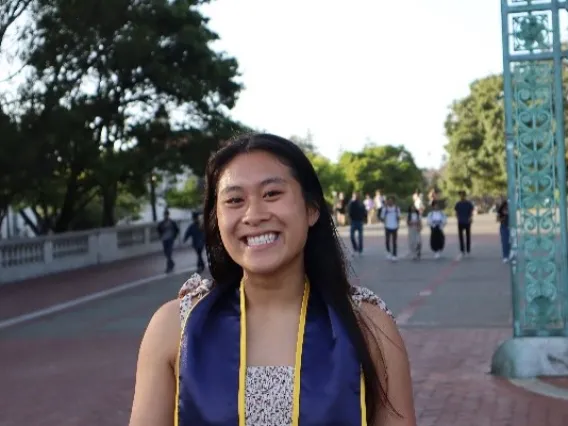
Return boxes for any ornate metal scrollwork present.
[503,0,567,336]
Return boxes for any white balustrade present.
[0,220,191,284]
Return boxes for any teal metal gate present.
[501,0,568,337]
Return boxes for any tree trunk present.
[150,174,157,222]
[53,176,79,233]
[101,182,117,227]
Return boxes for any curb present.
[507,378,568,401]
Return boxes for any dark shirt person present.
[497,198,510,263]
[348,193,366,255]
[454,191,474,257]
[183,212,206,273]
[157,210,180,273]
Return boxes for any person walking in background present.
[497,196,510,263]
[363,193,375,225]
[428,188,438,208]
[157,210,180,273]
[413,190,425,215]
[381,196,401,261]
[427,200,447,259]
[374,190,384,224]
[348,191,366,256]
[183,211,206,273]
[407,203,422,260]
[334,192,347,226]
[454,190,474,259]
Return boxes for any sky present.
[0,0,504,170]
[200,0,504,168]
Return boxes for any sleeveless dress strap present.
[177,274,393,326]
[349,283,395,321]
[178,273,213,326]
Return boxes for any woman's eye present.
[264,190,282,198]
[226,197,243,204]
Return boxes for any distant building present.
[0,206,36,240]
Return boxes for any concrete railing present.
[0,219,191,284]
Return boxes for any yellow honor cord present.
[290,282,310,426]
[360,370,367,426]
[238,283,247,426]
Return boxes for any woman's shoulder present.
[178,273,214,326]
[176,275,394,324]
[349,283,394,321]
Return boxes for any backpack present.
[384,206,400,223]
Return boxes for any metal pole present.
[550,0,568,335]
[500,0,521,337]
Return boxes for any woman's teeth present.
[247,233,278,247]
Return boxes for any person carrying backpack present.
[380,196,401,261]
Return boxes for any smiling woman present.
[128,133,417,426]
[215,150,318,279]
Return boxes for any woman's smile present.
[242,232,281,250]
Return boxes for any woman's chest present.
[246,311,300,366]
[245,367,293,426]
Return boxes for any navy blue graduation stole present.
[176,281,367,426]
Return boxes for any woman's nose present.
[242,199,270,226]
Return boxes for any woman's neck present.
[242,260,306,310]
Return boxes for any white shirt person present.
[426,204,447,259]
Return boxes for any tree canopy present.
[290,134,424,207]
[0,0,248,235]
[441,69,568,206]
[441,75,507,198]
[338,144,423,198]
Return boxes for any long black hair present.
[203,133,395,423]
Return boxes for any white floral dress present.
[178,274,393,426]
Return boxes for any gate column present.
[491,0,568,378]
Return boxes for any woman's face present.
[216,151,319,276]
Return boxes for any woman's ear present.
[307,203,320,227]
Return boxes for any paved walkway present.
[0,216,567,425]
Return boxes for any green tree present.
[13,0,244,233]
[0,0,36,233]
[441,70,568,199]
[339,144,423,201]
[442,75,506,198]
[0,0,33,53]
[49,186,145,231]
[176,115,253,177]
[0,109,28,229]
[306,153,347,205]
[288,131,348,204]
[290,130,318,156]
[165,176,202,210]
